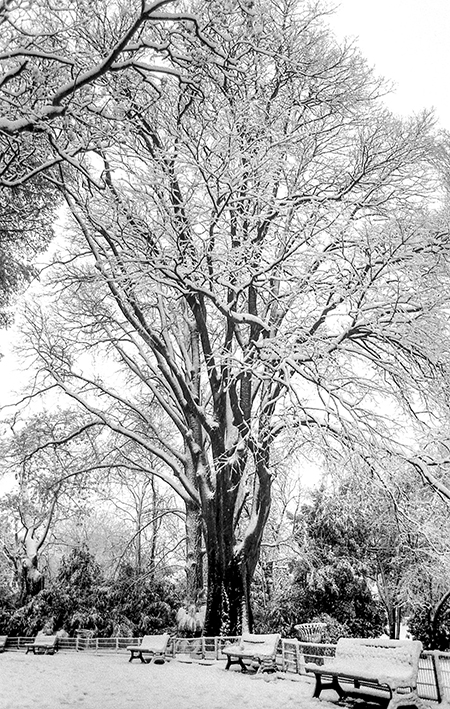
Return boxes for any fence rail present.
[4,636,450,702]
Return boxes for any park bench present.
[223,632,281,674]
[25,634,58,655]
[305,637,427,709]
[126,633,170,663]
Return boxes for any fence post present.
[282,640,288,672]
[432,651,444,703]
[294,640,298,674]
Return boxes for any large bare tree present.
[15,0,450,634]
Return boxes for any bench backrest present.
[240,633,281,656]
[140,633,170,651]
[34,634,57,647]
[335,638,422,683]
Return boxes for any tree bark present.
[203,548,252,636]
[20,554,44,604]
[185,499,204,602]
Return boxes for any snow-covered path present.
[0,652,318,709]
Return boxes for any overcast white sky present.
[328,0,450,129]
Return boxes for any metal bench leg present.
[225,656,247,672]
[331,676,346,700]
[238,658,247,672]
[312,673,323,698]
[313,674,346,700]
[387,689,428,709]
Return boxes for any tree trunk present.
[395,607,402,639]
[431,590,450,648]
[386,606,402,639]
[203,548,252,636]
[20,554,44,604]
[386,604,395,638]
[135,497,143,575]
[14,526,47,605]
[185,499,204,602]
[148,477,158,581]
[202,478,265,636]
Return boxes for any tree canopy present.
[2,0,450,638]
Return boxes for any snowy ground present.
[0,652,321,709]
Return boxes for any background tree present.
[91,455,187,580]
[0,405,190,597]
[254,482,385,638]
[9,0,450,636]
[252,450,307,623]
[0,171,58,328]
[0,408,108,601]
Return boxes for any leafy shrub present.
[252,561,384,639]
[2,546,181,637]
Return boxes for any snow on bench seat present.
[305,637,427,709]
[223,633,281,674]
[126,633,170,664]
